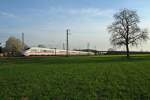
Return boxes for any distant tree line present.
[106,51,150,55]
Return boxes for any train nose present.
[23,52,30,56]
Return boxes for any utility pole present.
[95,46,97,55]
[22,32,24,51]
[66,29,70,56]
[87,42,90,56]
[0,43,2,53]
[54,48,57,56]
[63,43,65,50]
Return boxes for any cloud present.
[68,8,115,17]
[48,7,115,18]
[0,11,17,18]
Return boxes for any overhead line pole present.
[22,32,24,51]
[87,42,90,56]
[54,48,57,56]
[66,29,70,57]
[63,43,65,50]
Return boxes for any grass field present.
[0,55,150,100]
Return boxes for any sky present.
[0,0,150,51]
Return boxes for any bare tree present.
[108,9,149,57]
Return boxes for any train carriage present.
[23,47,94,56]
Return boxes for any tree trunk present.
[126,43,129,58]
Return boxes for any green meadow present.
[0,55,150,100]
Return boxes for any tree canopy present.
[5,36,29,56]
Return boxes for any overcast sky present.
[0,0,150,51]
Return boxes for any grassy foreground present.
[0,55,150,100]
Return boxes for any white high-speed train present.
[23,47,94,56]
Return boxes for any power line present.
[63,42,65,50]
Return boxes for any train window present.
[43,50,47,52]
[47,50,52,53]
[59,51,65,53]
[31,49,38,52]
[50,50,54,53]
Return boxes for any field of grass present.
[0,55,150,100]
